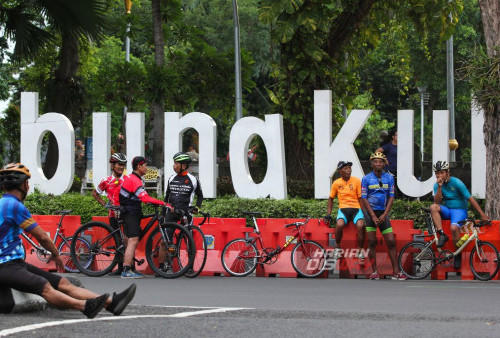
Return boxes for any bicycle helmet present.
[110,153,127,164]
[173,152,192,164]
[370,152,387,163]
[433,161,449,172]
[0,163,31,186]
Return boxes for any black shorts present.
[0,259,62,296]
[363,210,393,234]
[122,210,142,238]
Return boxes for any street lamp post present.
[232,0,243,121]
[417,86,429,161]
[123,1,132,126]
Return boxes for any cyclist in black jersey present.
[157,152,203,272]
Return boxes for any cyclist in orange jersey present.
[324,161,366,264]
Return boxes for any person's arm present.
[195,177,203,209]
[375,146,384,153]
[434,181,443,205]
[326,197,334,216]
[379,196,394,224]
[136,188,172,209]
[469,197,489,220]
[361,198,378,224]
[29,226,65,271]
[91,189,107,207]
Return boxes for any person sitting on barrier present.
[92,153,127,276]
[361,153,406,280]
[0,163,136,318]
[324,161,365,265]
[118,156,173,279]
[157,152,203,274]
[430,160,489,269]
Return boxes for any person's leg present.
[159,212,179,267]
[353,209,365,250]
[430,203,443,231]
[367,231,377,273]
[432,205,451,247]
[109,217,124,274]
[41,282,85,311]
[123,237,139,268]
[335,219,345,247]
[382,232,399,274]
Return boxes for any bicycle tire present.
[398,241,435,279]
[184,225,208,278]
[145,223,195,279]
[59,237,91,273]
[291,240,326,278]
[470,241,500,281]
[70,221,121,277]
[221,238,258,277]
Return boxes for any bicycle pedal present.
[137,259,145,266]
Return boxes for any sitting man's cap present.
[337,161,353,170]
[132,156,148,167]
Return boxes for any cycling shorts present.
[122,211,142,238]
[439,205,468,226]
[364,210,393,234]
[0,259,62,296]
[336,208,364,225]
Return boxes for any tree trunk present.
[151,0,165,167]
[284,121,313,180]
[44,34,80,178]
[478,0,500,219]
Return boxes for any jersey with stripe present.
[164,171,203,210]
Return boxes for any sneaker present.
[107,284,137,316]
[357,252,365,265]
[454,254,462,269]
[437,234,449,248]
[392,272,408,280]
[369,271,380,280]
[82,293,109,319]
[121,270,144,279]
[131,269,144,277]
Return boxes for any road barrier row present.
[22,215,500,280]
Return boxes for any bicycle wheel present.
[58,237,91,273]
[221,239,258,277]
[398,241,435,279]
[291,240,326,278]
[145,223,195,279]
[70,221,121,277]
[184,225,208,278]
[470,241,500,281]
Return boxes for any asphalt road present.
[2,275,500,337]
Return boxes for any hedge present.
[23,191,484,230]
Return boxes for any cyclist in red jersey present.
[92,153,127,275]
[118,156,173,279]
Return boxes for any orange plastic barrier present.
[422,220,500,280]
[336,220,419,279]
[23,215,82,271]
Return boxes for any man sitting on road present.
[119,156,172,279]
[92,153,127,276]
[324,161,365,265]
[361,153,406,280]
[430,160,489,269]
[0,163,136,318]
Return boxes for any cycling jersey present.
[96,173,124,217]
[119,172,166,211]
[329,176,361,209]
[164,171,203,210]
[433,176,471,210]
[361,171,395,211]
[0,194,38,264]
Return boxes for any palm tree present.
[1,0,107,177]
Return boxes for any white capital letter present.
[314,90,371,198]
[126,112,145,174]
[471,101,486,198]
[92,113,111,187]
[229,114,287,199]
[20,92,74,194]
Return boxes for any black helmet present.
[0,163,31,187]
[110,153,127,164]
[173,152,192,164]
[433,161,449,172]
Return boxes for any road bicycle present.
[167,207,210,278]
[398,209,499,281]
[21,210,91,273]
[70,204,195,278]
[221,211,327,278]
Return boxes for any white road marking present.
[0,307,251,336]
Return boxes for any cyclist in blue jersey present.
[361,153,406,280]
[0,163,136,317]
[430,161,489,268]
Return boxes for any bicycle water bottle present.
[457,234,469,247]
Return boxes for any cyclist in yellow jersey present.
[324,161,365,264]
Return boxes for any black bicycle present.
[70,205,195,278]
[168,207,210,278]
